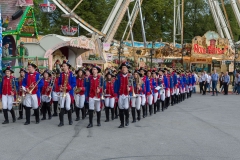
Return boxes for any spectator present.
[2,43,9,58]
[237,72,240,95]
[219,72,224,92]
[233,73,238,94]
[207,73,211,93]
[223,71,230,95]
[15,41,29,66]
[211,69,219,96]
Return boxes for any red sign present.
[193,44,228,54]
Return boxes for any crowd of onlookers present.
[192,70,240,95]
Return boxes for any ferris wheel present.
[39,0,146,45]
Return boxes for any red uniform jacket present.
[89,75,102,98]
[76,77,85,95]
[105,80,116,98]
[26,72,39,94]
[119,73,132,96]
[41,78,51,96]
[1,76,16,97]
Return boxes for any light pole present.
[118,41,124,67]
[233,43,239,83]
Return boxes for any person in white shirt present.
[193,72,198,93]
[207,73,211,93]
[199,73,203,94]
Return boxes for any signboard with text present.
[191,31,233,59]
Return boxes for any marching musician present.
[115,62,132,128]
[103,70,116,122]
[130,70,143,122]
[84,68,90,116]
[152,69,159,114]
[170,71,175,106]
[58,60,76,127]
[164,69,170,109]
[0,66,17,124]
[17,68,27,120]
[41,70,52,120]
[139,67,148,118]
[22,62,43,125]
[146,70,155,116]
[87,65,103,128]
[75,68,87,121]
[158,69,166,111]
[52,70,60,117]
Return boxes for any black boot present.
[85,103,89,116]
[41,103,46,120]
[118,109,124,128]
[149,105,152,116]
[146,105,148,117]
[171,95,174,106]
[175,95,178,104]
[75,108,80,121]
[131,107,136,123]
[2,109,9,124]
[24,107,31,125]
[58,108,64,127]
[10,109,16,122]
[114,107,118,119]
[52,101,58,116]
[110,108,114,120]
[105,107,109,122]
[142,105,146,118]
[157,100,160,112]
[97,111,101,126]
[137,109,141,121]
[34,108,40,124]
[154,103,157,114]
[46,103,52,120]
[161,100,165,112]
[18,104,23,120]
[81,107,85,119]
[68,110,73,125]
[87,110,93,128]
[190,91,192,97]
[125,109,129,126]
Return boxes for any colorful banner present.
[0,5,2,70]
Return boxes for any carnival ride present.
[2,0,240,72]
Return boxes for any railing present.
[2,56,49,70]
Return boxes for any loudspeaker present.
[12,9,23,20]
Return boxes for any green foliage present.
[34,0,240,43]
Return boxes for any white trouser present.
[166,89,170,97]
[160,89,165,101]
[141,94,146,106]
[186,85,189,93]
[41,95,51,103]
[52,91,60,102]
[182,87,185,93]
[131,96,141,110]
[171,88,175,95]
[118,95,129,110]
[147,94,153,105]
[153,92,158,103]
[176,88,180,95]
[189,85,193,91]
[89,97,101,111]
[105,97,115,108]
[24,94,38,109]
[59,92,71,111]
[75,94,85,109]
[2,95,14,110]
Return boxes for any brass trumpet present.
[28,75,44,94]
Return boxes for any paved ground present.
[0,93,240,160]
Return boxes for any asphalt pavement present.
[0,93,240,160]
